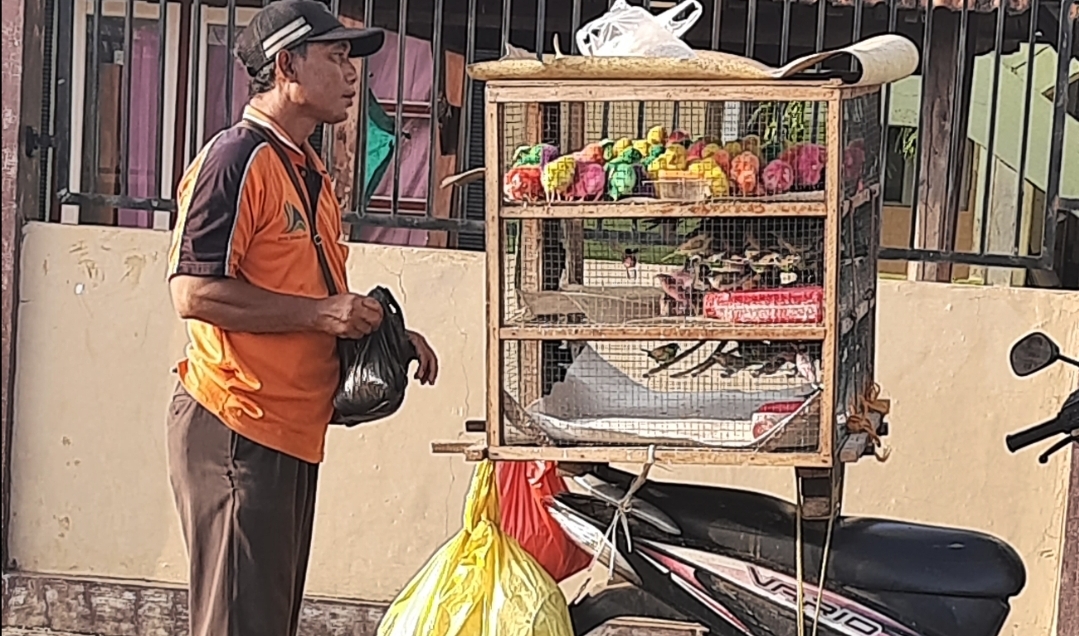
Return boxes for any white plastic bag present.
[576,0,703,59]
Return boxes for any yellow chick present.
[701,143,722,161]
[540,156,576,202]
[646,125,668,146]
[612,137,634,157]
[688,158,730,197]
[724,141,743,157]
[647,145,688,179]
[632,139,652,157]
[741,134,762,160]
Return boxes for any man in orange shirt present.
[165,2,438,634]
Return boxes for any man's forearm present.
[170,275,322,334]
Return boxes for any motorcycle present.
[556,331,1079,636]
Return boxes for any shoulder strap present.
[238,120,339,297]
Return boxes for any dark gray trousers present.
[167,383,319,636]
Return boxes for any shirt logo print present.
[283,202,307,234]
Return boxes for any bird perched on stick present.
[663,234,713,262]
[623,248,640,279]
[642,343,680,364]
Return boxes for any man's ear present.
[274,50,299,83]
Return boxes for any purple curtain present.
[117,23,162,228]
[357,29,435,247]
[204,25,249,144]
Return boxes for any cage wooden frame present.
[478,78,883,468]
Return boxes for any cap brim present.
[307,27,384,58]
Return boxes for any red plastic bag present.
[496,461,592,582]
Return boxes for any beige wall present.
[9,222,1078,633]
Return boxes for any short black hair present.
[247,43,308,97]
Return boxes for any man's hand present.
[407,330,439,385]
[314,294,384,339]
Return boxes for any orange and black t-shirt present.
[167,106,349,464]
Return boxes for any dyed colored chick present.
[541,155,576,202]
[761,158,795,195]
[574,142,607,164]
[605,149,642,201]
[668,130,691,146]
[730,152,761,196]
[647,144,688,178]
[844,139,866,185]
[568,161,606,201]
[503,165,543,202]
[688,158,730,197]
[780,143,826,189]
[513,143,560,168]
[646,125,668,146]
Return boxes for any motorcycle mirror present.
[1010,332,1060,377]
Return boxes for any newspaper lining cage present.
[486,80,886,466]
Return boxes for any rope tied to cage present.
[590,444,658,582]
[846,382,891,462]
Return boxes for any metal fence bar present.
[187,0,203,164]
[225,0,237,129]
[342,210,485,231]
[977,3,1007,256]
[452,0,477,221]
[52,0,73,205]
[906,3,934,247]
[1041,0,1075,263]
[1012,0,1041,255]
[942,0,970,258]
[350,0,374,215]
[87,0,104,197]
[389,0,409,216]
[745,0,757,56]
[154,0,169,199]
[119,0,135,198]
[425,0,444,217]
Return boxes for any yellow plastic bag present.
[377,460,574,636]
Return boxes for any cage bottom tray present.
[511,346,821,452]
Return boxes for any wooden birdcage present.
[442,78,889,468]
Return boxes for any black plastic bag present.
[332,286,417,426]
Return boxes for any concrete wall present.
[8,222,1079,633]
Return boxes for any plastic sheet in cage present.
[517,344,822,452]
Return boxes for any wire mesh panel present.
[498,338,824,455]
[500,217,826,328]
[497,98,832,206]
[835,90,884,452]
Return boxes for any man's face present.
[285,40,358,125]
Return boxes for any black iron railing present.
[32,0,1076,274]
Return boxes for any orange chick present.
[730,152,761,196]
[503,165,543,202]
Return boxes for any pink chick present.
[793,143,826,189]
[844,139,866,185]
[761,159,795,195]
[568,161,607,201]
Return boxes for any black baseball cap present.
[235,0,384,76]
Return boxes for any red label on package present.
[703,287,824,324]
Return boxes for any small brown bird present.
[663,234,713,262]
[642,343,680,363]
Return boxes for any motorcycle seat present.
[584,467,1026,599]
